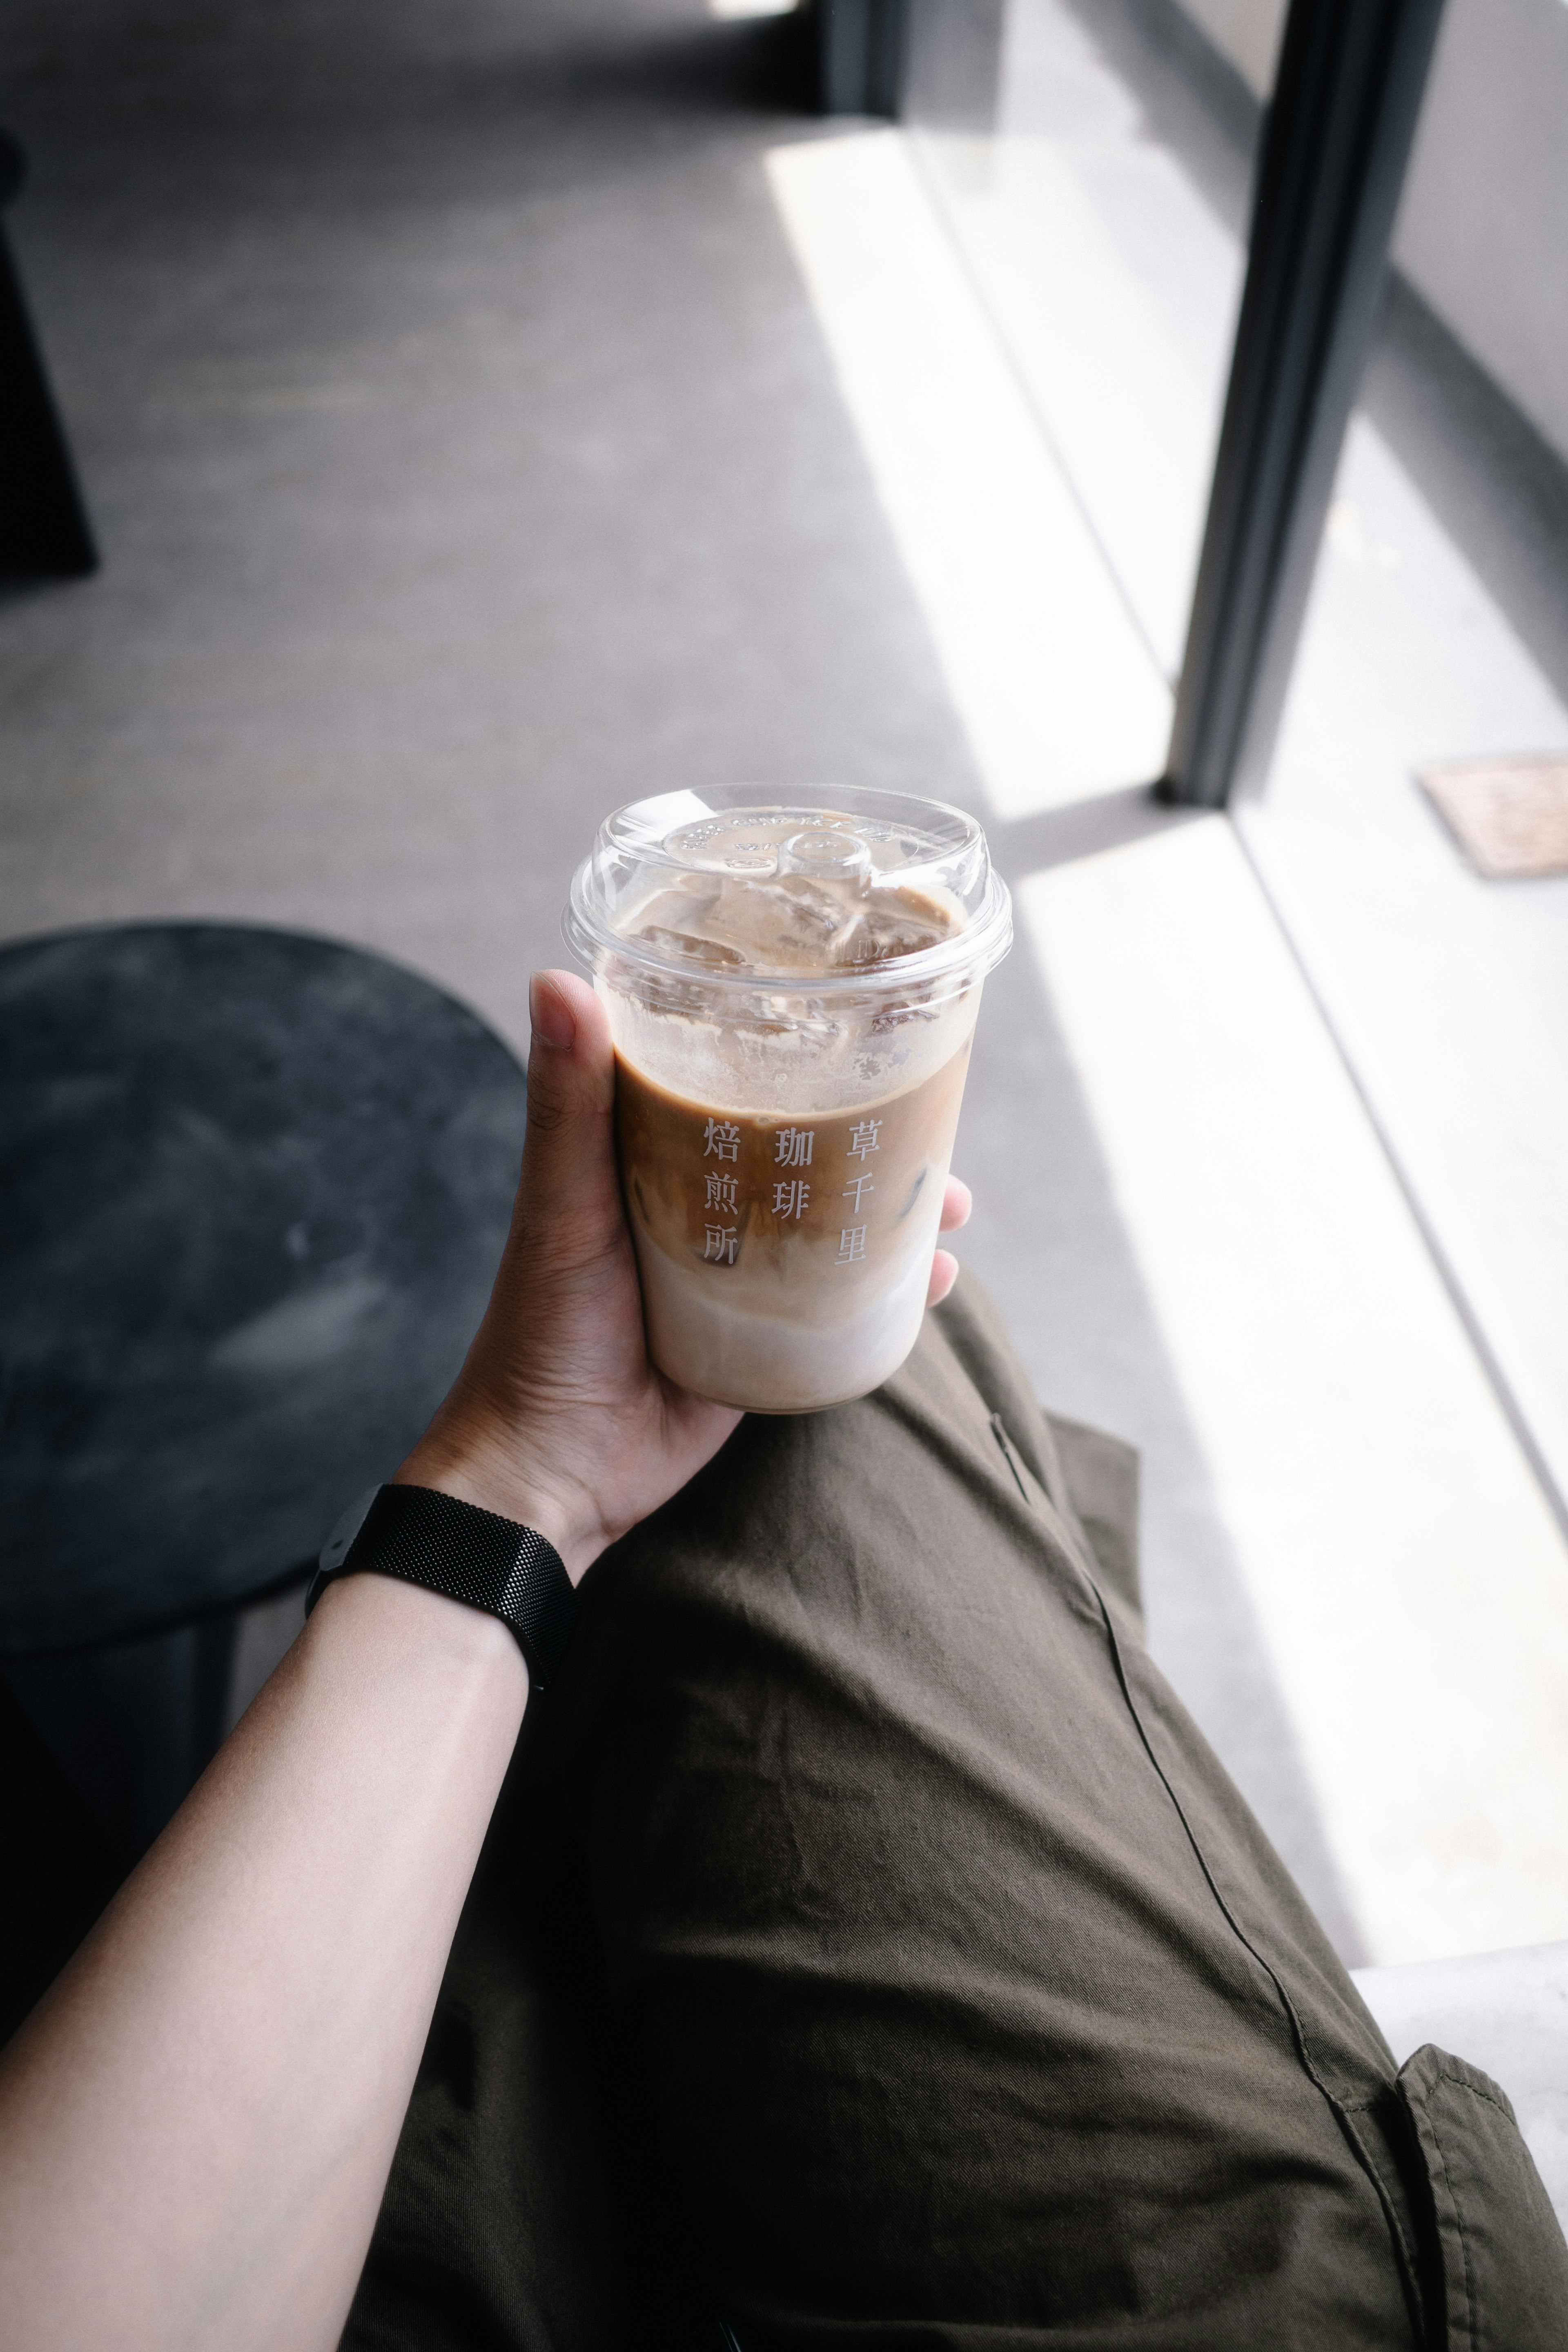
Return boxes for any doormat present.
[1418,756,1568,879]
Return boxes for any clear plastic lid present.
[564,786,1012,1000]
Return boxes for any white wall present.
[1393,0,1568,470]
[1173,0,1284,99]
[1173,0,1568,472]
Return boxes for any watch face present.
[319,1486,380,1575]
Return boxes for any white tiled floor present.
[1249,417,1568,1523]
[1022,822,1568,1961]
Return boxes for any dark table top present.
[0,922,528,1655]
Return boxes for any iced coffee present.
[565,791,1012,1413]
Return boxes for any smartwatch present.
[307,1483,580,1688]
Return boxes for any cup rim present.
[563,787,1013,999]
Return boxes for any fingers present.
[527,969,611,1088]
[524,970,614,1135]
[514,970,622,1260]
[929,1177,970,1307]
[926,1248,959,1309]
[940,1176,972,1234]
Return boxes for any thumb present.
[517,969,620,1240]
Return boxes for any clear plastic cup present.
[564,786,1012,1412]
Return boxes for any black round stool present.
[0,922,528,1862]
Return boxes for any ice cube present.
[705,875,861,968]
[836,895,953,967]
[632,925,747,969]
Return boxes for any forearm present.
[0,1571,528,2352]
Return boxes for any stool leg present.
[5,1632,199,1869]
[0,224,98,579]
[190,1612,239,1785]
[4,1579,310,1873]
[0,1673,117,2041]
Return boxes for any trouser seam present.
[884,1361,1428,2342]
[989,1412,1033,1506]
[915,1366,1430,2342]
[1086,1583,1428,2341]
[1422,2107,1478,2350]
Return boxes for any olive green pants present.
[345,1276,1568,2350]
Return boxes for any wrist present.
[392,1429,605,1587]
[311,1551,529,1687]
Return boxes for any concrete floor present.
[0,0,1365,1949]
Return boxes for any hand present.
[400,969,973,1582]
[928,1175,971,1314]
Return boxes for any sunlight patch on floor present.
[764,130,1171,818]
[1021,817,1568,1965]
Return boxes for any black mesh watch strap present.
[306,1484,580,1688]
